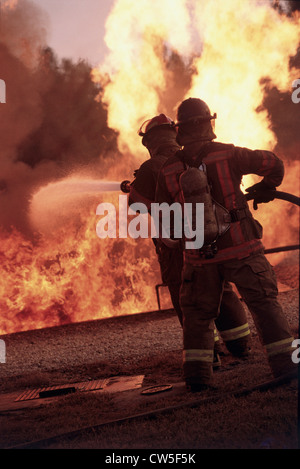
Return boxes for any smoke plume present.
[0,0,119,235]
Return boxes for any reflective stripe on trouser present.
[214,327,224,356]
[183,349,214,386]
[220,323,250,342]
[183,349,214,363]
[219,254,296,377]
[181,253,296,380]
[265,338,297,378]
[215,281,250,355]
[180,265,219,385]
[266,337,295,357]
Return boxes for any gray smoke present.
[0,1,119,235]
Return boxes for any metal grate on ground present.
[15,379,108,402]
[14,375,144,402]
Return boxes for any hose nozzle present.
[120,180,131,193]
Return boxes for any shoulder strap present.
[176,149,187,169]
[178,143,212,169]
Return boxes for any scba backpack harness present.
[178,159,231,259]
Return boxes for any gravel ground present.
[0,252,298,393]
[0,252,298,451]
[0,310,182,388]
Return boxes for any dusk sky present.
[36,0,115,66]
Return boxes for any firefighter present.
[129,114,184,324]
[129,114,251,362]
[155,98,297,392]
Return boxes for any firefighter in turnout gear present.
[155,98,297,392]
[129,113,251,361]
[129,114,184,324]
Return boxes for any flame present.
[0,190,162,335]
[1,0,18,9]
[93,0,300,154]
[92,0,195,156]
[186,0,300,150]
[92,0,299,260]
[1,0,299,334]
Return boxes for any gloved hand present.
[133,169,139,178]
[245,180,276,210]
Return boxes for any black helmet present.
[176,98,216,125]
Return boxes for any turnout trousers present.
[180,252,296,386]
[158,242,250,354]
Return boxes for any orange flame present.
[92,0,300,259]
[1,0,18,9]
[93,0,300,153]
[0,192,162,335]
[1,0,299,334]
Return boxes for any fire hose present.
[5,192,298,450]
[245,189,300,207]
[121,180,300,206]
[121,181,299,249]
[120,180,131,193]
[121,181,300,258]
[151,188,300,310]
[7,371,297,449]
